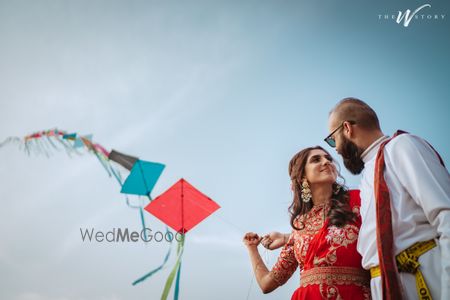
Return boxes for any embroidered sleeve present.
[269,231,298,286]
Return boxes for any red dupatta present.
[374,130,446,300]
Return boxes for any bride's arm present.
[261,232,290,250]
[243,232,279,293]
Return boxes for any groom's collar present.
[360,135,390,163]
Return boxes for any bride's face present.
[304,149,337,185]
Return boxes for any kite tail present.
[132,226,174,286]
[92,149,112,177]
[32,138,50,157]
[109,165,124,186]
[53,135,77,157]
[139,206,148,241]
[174,262,182,300]
[0,137,21,148]
[45,135,59,151]
[24,140,30,155]
[161,234,185,300]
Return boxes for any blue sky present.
[0,1,449,299]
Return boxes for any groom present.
[325,98,450,300]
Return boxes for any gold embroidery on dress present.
[300,266,370,287]
[320,283,341,300]
[270,203,368,300]
[313,220,359,267]
[301,266,370,299]
[352,205,361,217]
[293,203,330,266]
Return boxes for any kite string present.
[184,197,274,300]
[210,209,247,235]
[181,192,247,235]
[175,188,277,300]
[189,198,274,300]
[246,248,269,300]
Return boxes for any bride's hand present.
[243,232,262,248]
[261,232,288,250]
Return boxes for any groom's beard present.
[340,136,365,175]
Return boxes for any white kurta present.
[357,134,450,300]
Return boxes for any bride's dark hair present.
[288,146,356,230]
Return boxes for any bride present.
[243,146,370,299]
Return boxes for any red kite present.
[145,178,220,234]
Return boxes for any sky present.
[0,1,449,299]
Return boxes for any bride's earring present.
[301,178,312,203]
[333,183,342,195]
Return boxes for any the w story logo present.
[396,3,431,27]
[378,3,446,27]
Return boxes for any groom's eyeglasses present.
[324,120,355,148]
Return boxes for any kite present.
[1,128,221,300]
[146,178,221,234]
[0,130,170,286]
[0,129,164,235]
[135,178,220,299]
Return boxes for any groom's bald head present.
[329,97,380,130]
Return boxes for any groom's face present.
[328,115,365,175]
[338,133,365,175]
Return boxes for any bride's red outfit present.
[270,190,371,300]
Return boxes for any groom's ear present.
[342,121,354,138]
